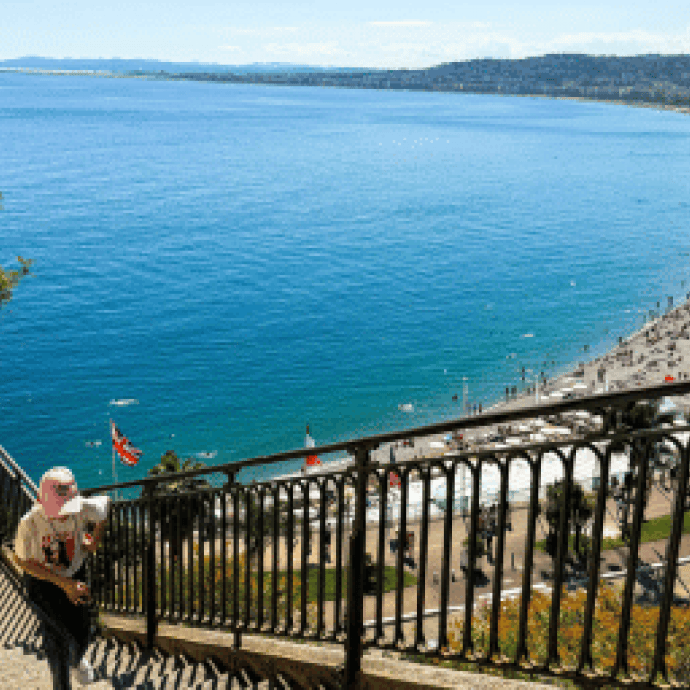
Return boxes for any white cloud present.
[227,26,300,36]
[213,21,690,70]
[219,45,242,52]
[263,42,345,58]
[499,27,690,60]
[368,21,432,27]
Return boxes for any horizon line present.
[2,52,690,74]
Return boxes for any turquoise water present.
[2,72,690,494]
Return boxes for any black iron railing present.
[0,444,80,690]
[5,380,690,687]
[0,444,38,544]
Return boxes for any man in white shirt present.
[14,466,110,685]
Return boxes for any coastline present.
[291,293,690,490]
[4,68,690,118]
[511,92,690,116]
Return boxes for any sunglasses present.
[54,483,75,497]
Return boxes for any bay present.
[1,72,689,495]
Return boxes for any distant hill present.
[164,53,690,108]
[0,57,358,75]
[3,54,689,108]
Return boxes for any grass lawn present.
[112,558,417,614]
[536,510,690,553]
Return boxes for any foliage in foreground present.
[0,256,32,307]
[536,509,690,553]
[430,583,690,685]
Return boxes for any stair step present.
[1,552,273,689]
[83,637,274,688]
[0,638,274,689]
[0,645,113,689]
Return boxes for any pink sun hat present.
[38,466,78,519]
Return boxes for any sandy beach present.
[249,293,690,525]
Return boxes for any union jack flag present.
[111,421,143,467]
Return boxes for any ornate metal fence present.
[6,381,690,687]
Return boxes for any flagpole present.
[110,418,119,502]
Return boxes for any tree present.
[0,256,33,307]
[147,449,210,493]
[244,489,293,557]
[606,399,675,534]
[545,480,593,567]
[144,450,213,560]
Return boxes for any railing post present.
[613,437,651,678]
[343,444,372,689]
[9,474,20,542]
[222,472,236,640]
[144,483,158,650]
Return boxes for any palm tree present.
[147,449,210,491]
[605,399,674,539]
[545,480,593,568]
[144,450,213,561]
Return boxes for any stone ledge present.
[99,611,554,689]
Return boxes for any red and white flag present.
[111,421,143,467]
[304,424,321,467]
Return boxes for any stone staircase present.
[0,553,272,689]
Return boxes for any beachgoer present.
[14,466,111,685]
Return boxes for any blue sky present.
[3,0,690,69]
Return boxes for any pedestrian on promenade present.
[13,466,111,685]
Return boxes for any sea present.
[2,71,690,498]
